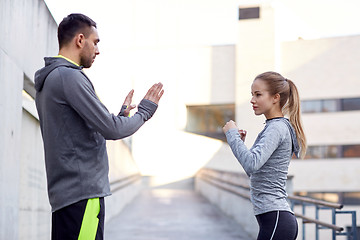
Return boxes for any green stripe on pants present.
[78,198,100,240]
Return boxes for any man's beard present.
[80,58,93,68]
[80,43,94,68]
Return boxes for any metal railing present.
[196,168,358,240]
[288,195,358,240]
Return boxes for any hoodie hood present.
[281,118,300,158]
[267,117,300,158]
[34,57,82,92]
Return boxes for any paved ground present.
[105,189,252,240]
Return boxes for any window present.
[301,100,322,113]
[325,145,340,158]
[343,145,360,158]
[239,7,260,20]
[186,104,235,141]
[342,98,360,111]
[322,99,338,112]
[304,145,360,159]
[301,97,360,113]
[305,145,324,159]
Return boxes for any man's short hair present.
[58,13,97,49]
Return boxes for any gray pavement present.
[105,189,253,240]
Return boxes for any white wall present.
[282,35,360,192]
[235,3,277,146]
[0,41,23,240]
[282,35,360,100]
[195,178,257,239]
[19,110,50,239]
[105,140,143,221]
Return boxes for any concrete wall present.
[195,170,258,239]
[0,0,57,238]
[282,35,360,100]
[19,109,50,239]
[210,45,236,104]
[0,43,23,240]
[105,140,143,221]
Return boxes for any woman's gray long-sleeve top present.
[225,118,299,215]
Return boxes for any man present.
[34,13,164,240]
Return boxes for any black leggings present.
[256,211,298,240]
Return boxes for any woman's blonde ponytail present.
[284,79,307,158]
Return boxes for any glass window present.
[239,7,260,20]
[304,145,360,159]
[343,192,360,205]
[186,104,235,141]
[341,98,360,111]
[302,97,360,113]
[324,145,339,158]
[305,146,324,159]
[301,100,322,113]
[343,145,360,158]
[322,99,338,112]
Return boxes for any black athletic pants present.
[51,197,105,240]
[256,210,298,240]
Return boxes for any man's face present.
[80,26,100,68]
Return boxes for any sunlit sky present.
[45,0,360,45]
[43,0,360,111]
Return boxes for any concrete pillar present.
[0,49,23,240]
[235,4,277,145]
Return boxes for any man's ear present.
[75,34,86,48]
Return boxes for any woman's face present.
[250,79,276,118]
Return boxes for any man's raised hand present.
[123,89,136,117]
[144,82,164,104]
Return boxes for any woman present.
[223,71,306,240]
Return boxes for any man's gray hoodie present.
[35,57,157,212]
[225,117,300,215]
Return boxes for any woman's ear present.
[273,93,281,104]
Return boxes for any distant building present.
[283,35,360,204]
